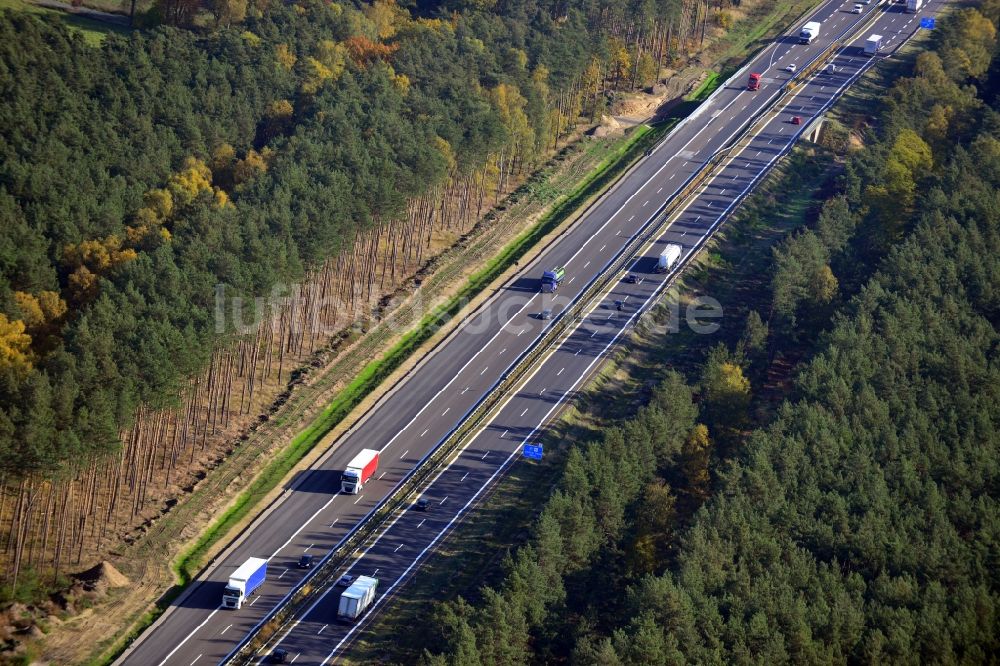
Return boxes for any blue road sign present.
[920,17,935,29]
[523,444,543,460]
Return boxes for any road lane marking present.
[278,568,288,579]
[584,260,591,268]
[518,329,525,336]
[221,625,232,635]
[482,450,490,460]
[657,187,663,193]
[499,348,506,355]
[373,569,380,576]
[318,625,328,635]
[628,215,635,221]
[461,387,469,395]
[394,544,404,552]
[669,173,676,179]
[591,329,598,337]
[500,430,508,438]
[378,471,386,480]
[421,429,428,437]
[600,244,606,252]
[249,596,259,607]
[330,518,338,527]
[400,450,409,460]
[643,200,649,207]
[417,519,426,528]
[461,472,469,481]
[481,366,488,375]
[442,407,450,416]
[568,276,576,284]
[520,408,528,416]
[557,367,564,376]
[190,655,202,666]
[271,494,338,558]
[575,349,581,355]
[440,496,449,505]
[374,281,540,457]
[354,494,364,504]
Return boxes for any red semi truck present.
[342,449,379,494]
[747,72,761,91]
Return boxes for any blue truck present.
[541,267,565,293]
[223,557,267,609]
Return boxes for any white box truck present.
[223,557,267,609]
[799,21,821,44]
[906,0,923,12]
[865,34,884,55]
[657,244,683,273]
[338,575,378,621]
[341,448,379,494]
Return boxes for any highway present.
[116,1,944,664]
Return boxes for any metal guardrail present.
[227,6,901,662]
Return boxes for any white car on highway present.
[785,64,797,73]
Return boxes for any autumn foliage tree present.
[0,314,32,379]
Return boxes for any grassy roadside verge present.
[0,0,125,44]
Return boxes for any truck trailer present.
[342,449,379,494]
[799,21,821,44]
[541,267,565,293]
[223,557,267,609]
[906,0,923,12]
[338,576,379,621]
[657,244,683,273]
[864,34,884,55]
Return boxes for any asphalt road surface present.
[117,2,945,665]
